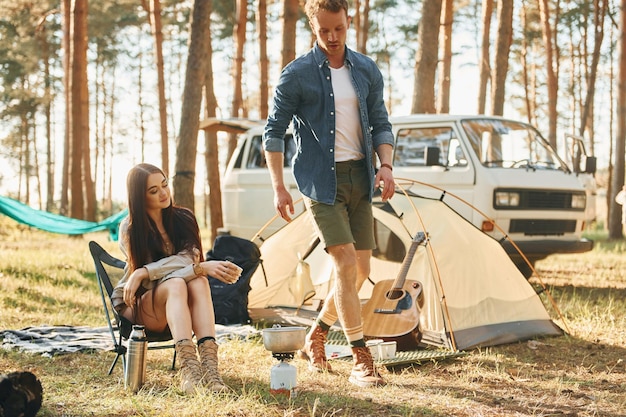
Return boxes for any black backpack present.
[205,235,262,325]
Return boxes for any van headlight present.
[571,194,586,209]
[495,191,520,207]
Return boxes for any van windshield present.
[461,118,568,171]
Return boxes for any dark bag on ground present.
[205,235,262,325]
[0,371,43,417]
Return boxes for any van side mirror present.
[584,156,597,174]
[425,146,441,166]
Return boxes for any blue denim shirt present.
[263,43,394,204]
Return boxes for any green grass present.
[1,216,625,416]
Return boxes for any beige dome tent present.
[248,181,564,351]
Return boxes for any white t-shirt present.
[330,66,364,162]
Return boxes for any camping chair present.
[88,241,176,375]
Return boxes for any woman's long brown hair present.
[124,163,204,273]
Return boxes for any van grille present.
[494,189,585,211]
[526,191,571,209]
[509,219,577,235]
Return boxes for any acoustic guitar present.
[362,231,426,349]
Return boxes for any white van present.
[214,114,596,277]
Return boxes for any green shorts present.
[304,159,376,250]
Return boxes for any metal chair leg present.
[171,350,177,370]
[108,352,122,375]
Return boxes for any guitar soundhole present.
[385,289,404,300]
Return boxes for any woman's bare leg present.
[122,278,193,342]
[186,277,216,340]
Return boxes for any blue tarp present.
[0,195,126,241]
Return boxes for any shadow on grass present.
[6,329,623,417]
[540,283,626,306]
[383,306,626,417]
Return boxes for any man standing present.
[263,0,395,387]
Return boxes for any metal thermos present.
[124,325,147,393]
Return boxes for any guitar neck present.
[391,232,425,290]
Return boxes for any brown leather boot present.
[175,339,203,394]
[297,325,332,372]
[349,346,385,387]
[197,339,228,393]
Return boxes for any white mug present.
[365,339,383,361]
[378,341,397,359]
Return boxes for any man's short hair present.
[304,0,349,21]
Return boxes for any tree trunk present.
[356,0,370,54]
[94,45,102,210]
[571,9,586,138]
[36,21,54,212]
[609,0,626,239]
[203,0,223,244]
[281,0,298,69]
[75,2,95,222]
[538,0,558,148]
[228,0,247,161]
[579,0,607,141]
[19,111,30,204]
[33,124,43,209]
[490,0,513,116]
[258,0,269,119]
[354,0,361,52]
[437,0,453,114]
[606,22,616,229]
[173,0,211,211]
[106,68,116,214]
[70,0,89,220]
[61,0,71,215]
[137,51,146,161]
[477,0,493,115]
[520,0,535,124]
[411,0,442,114]
[147,0,170,176]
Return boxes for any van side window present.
[247,136,266,168]
[448,139,467,167]
[394,127,460,167]
[247,135,296,168]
